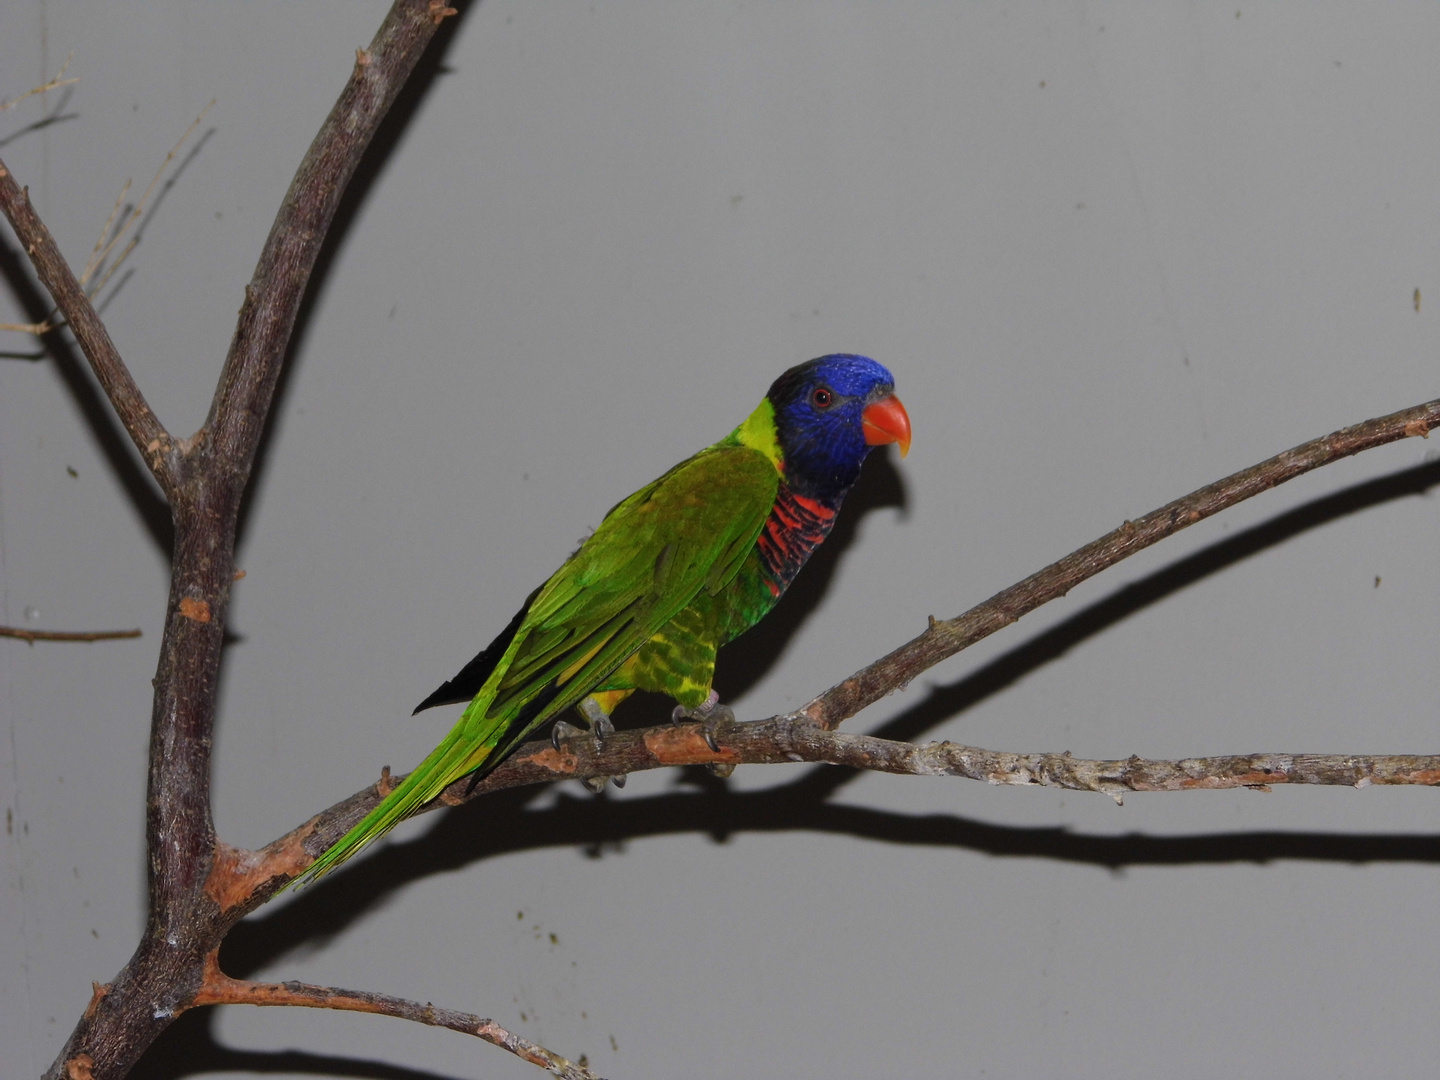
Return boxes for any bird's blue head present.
[766,354,911,501]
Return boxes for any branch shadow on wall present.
[0,103,216,557]
[0,227,175,554]
[137,1009,470,1080]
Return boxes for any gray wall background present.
[3,4,1438,1078]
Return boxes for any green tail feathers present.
[297,699,505,886]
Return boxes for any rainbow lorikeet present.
[302,354,910,881]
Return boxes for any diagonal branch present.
[797,398,1440,730]
[204,2,450,479]
[193,953,601,1080]
[0,158,173,486]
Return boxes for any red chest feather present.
[756,484,838,597]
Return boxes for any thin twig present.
[194,954,602,1080]
[0,54,77,113]
[0,625,141,643]
[0,318,53,334]
[78,178,132,289]
[80,101,214,290]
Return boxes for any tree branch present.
[0,159,173,488]
[0,625,140,643]
[214,716,1437,917]
[30,4,459,1080]
[205,5,447,476]
[0,55,77,114]
[193,953,601,1080]
[797,399,1440,730]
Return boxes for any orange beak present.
[862,394,912,458]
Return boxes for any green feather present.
[299,408,783,884]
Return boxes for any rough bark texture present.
[0,5,455,1079]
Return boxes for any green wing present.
[301,443,778,882]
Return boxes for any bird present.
[300,354,910,882]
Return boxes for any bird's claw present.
[575,698,625,792]
[671,691,736,776]
[670,689,715,727]
[578,698,616,745]
[551,718,582,751]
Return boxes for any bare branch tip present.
[0,58,80,114]
[0,317,54,334]
[429,1,460,24]
[0,625,141,643]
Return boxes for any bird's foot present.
[551,718,583,751]
[671,691,737,777]
[573,697,625,792]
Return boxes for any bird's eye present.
[811,386,834,409]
